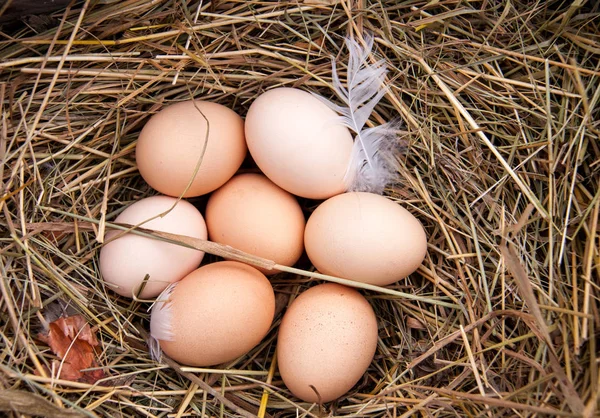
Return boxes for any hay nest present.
[1,1,599,417]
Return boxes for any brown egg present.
[205,173,305,274]
[245,87,353,199]
[136,100,246,198]
[277,283,378,403]
[304,192,427,286]
[150,261,275,366]
[99,195,207,299]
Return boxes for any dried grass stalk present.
[1,1,599,417]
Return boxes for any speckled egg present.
[277,283,378,403]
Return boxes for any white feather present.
[149,282,177,343]
[315,34,399,194]
[148,335,163,362]
[148,282,178,361]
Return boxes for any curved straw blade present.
[42,206,459,309]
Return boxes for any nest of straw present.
[1,1,599,417]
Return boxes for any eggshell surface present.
[304,192,427,286]
[136,100,246,197]
[277,283,378,403]
[99,195,207,298]
[245,87,353,199]
[150,261,275,366]
[206,173,305,274]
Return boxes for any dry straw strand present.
[1,1,598,417]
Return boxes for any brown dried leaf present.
[38,315,105,384]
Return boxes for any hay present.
[1,0,599,417]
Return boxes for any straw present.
[1,1,598,417]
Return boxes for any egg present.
[304,192,427,286]
[277,283,378,403]
[150,261,275,366]
[205,173,305,274]
[245,87,353,199]
[136,100,246,198]
[99,195,207,299]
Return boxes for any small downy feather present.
[148,283,177,361]
[315,34,399,194]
